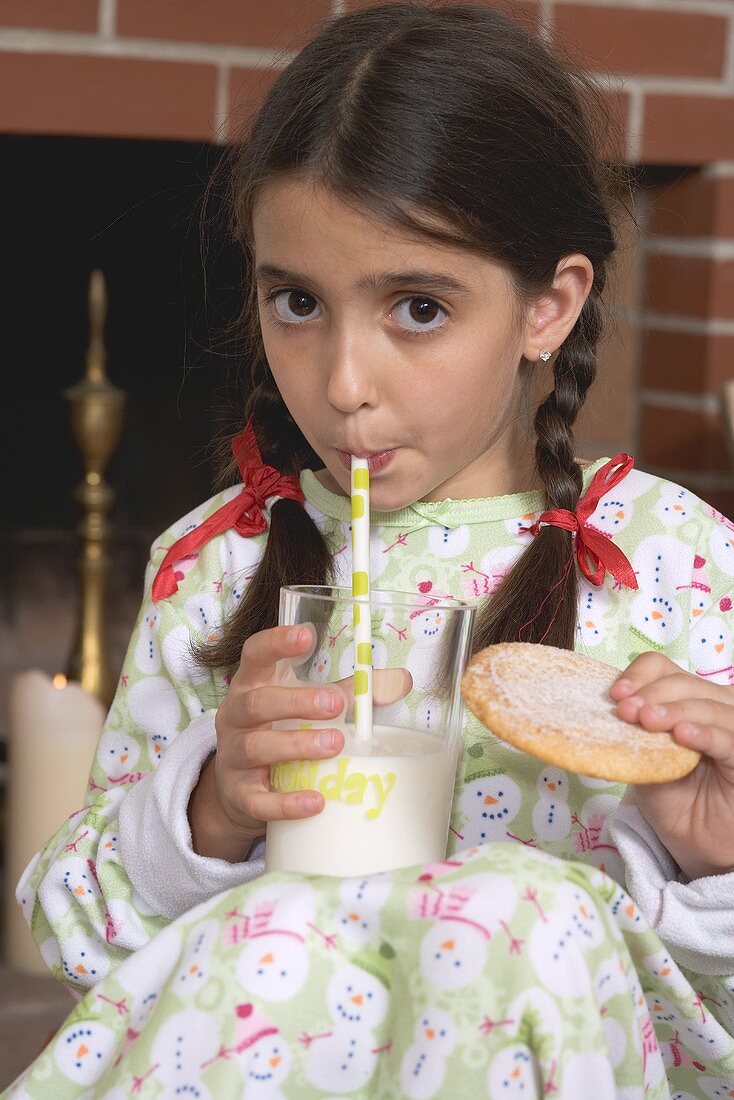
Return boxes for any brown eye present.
[272,289,321,323]
[393,296,448,333]
[410,298,439,323]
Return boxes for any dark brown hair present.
[196,0,632,675]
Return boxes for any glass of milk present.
[265,585,475,876]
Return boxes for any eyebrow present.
[255,263,472,297]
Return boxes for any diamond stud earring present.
[539,349,552,362]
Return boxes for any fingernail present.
[625,695,644,709]
[317,729,338,750]
[316,691,338,713]
[287,627,302,644]
[303,796,321,812]
[647,704,667,719]
[612,678,633,693]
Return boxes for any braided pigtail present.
[472,287,604,653]
[195,369,333,675]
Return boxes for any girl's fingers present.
[236,782,325,823]
[671,722,734,772]
[235,726,344,769]
[234,624,315,689]
[333,667,413,706]
[617,694,734,734]
[612,670,730,719]
[240,683,345,729]
[609,652,679,699]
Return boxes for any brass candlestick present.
[64,269,126,707]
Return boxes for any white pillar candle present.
[3,669,105,974]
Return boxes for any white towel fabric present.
[118,712,265,920]
[609,795,734,977]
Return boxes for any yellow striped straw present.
[351,456,373,742]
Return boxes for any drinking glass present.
[265,585,476,876]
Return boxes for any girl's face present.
[252,177,543,510]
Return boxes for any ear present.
[523,254,595,363]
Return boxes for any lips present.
[337,449,397,474]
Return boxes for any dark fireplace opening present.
[1,134,249,743]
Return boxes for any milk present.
[265,725,456,876]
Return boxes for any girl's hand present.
[610,652,734,880]
[189,624,410,862]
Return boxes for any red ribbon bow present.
[521,453,638,590]
[151,420,305,602]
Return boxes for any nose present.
[325,330,378,413]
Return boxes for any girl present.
[8,3,734,1096]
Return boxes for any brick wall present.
[1,0,734,510]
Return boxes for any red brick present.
[0,53,218,141]
[0,0,97,32]
[554,5,727,80]
[224,67,280,142]
[643,95,734,166]
[638,404,730,474]
[642,330,734,395]
[649,172,734,239]
[645,253,734,322]
[117,0,333,50]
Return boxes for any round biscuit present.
[460,642,700,784]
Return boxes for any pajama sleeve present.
[15,504,269,993]
[609,507,734,1038]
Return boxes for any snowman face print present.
[172,920,218,998]
[327,965,389,1030]
[486,1045,536,1097]
[335,878,392,945]
[410,608,446,645]
[458,772,522,844]
[527,881,604,998]
[419,924,487,991]
[236,935,310,1003]
[61,935,110,987]
[244,1035,291,1087]
[532,767,572,842]
[62,856,100,907]
[53,1021,118,1086]
[593,497,631,536]
[310,646,332,681]
[576,584,608,648]
[412,1008,457,1058]
[710,524,734,577]
[655,484,695,527]
[96,729,141,783]
[642,949,690,998]
[134,605,161,673]
[152,1010,218,1096]
[690,615,733,679]
[630,590,682,648]
[399,1008,457,1100]
[690,590,713,624]
[96,829,119,867]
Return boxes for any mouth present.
[337,449,398,474]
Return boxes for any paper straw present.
[351,456,373,741]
